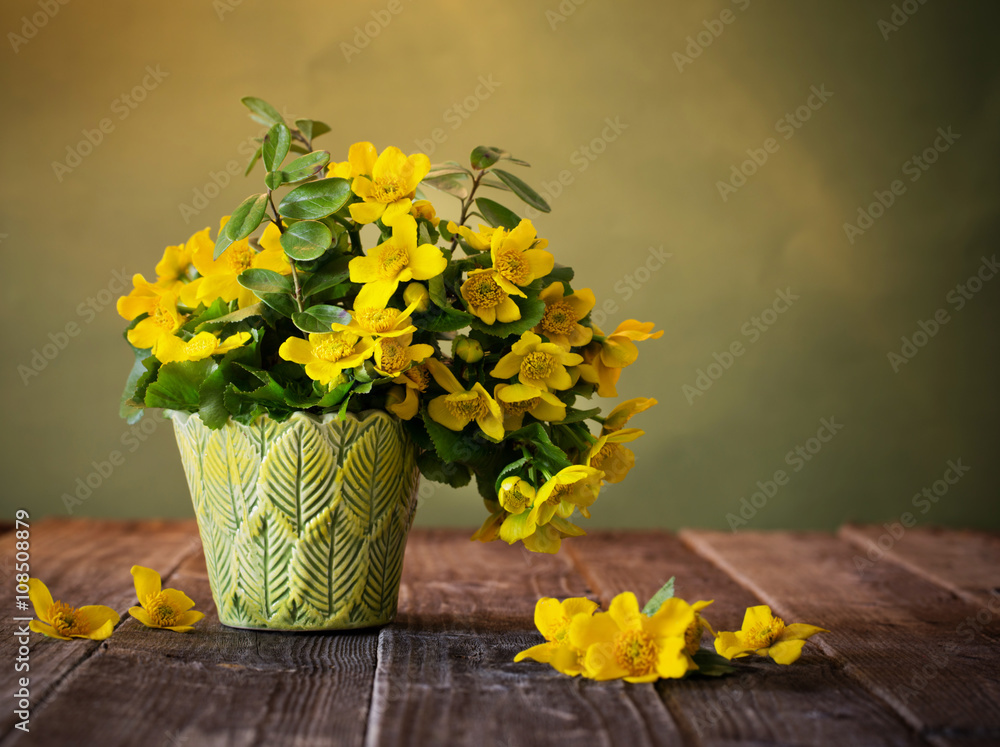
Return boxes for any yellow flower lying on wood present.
[514,597,599,676]
[27,578,120,641]
[129,566,204,632]
[349,215,447,309]
[154,331,251,365]
[715,605,827,665]
[348,143,431,226]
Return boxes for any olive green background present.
[2,0,998,531]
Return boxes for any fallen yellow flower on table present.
[514,596,599,676]
[715,605,827,665]
[27,578,119,641]
[129,565,204,632]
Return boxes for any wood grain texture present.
[0,519,200,739]
[839,524,1000,607]
[568,531,930,747]
[680,530,1000,746]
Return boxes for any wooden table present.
[3,521,999,746]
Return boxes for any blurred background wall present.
[1,0,998,531]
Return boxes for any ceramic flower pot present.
[168,409,420,631]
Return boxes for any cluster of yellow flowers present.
[27,567,203,641]
[516,591,827,681]
[119,117,664,552]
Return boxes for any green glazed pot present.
[168,409,420,631]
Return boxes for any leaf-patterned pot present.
[168,409,420,631]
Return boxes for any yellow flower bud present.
[453,335,484,364]
[403,282,430,312]
[498,477,536,515]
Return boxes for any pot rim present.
[164,408,401,429]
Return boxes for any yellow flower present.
[331,299,421,339]
[460,269,521,324]
[153,331,251,365]
[425,358,504,441]
[534,282,595,348]
[715,605,827,665]
[411,199,440,226]
[278,330,374,386]
[447,221,497,252]
[602,397,657,432]
[386,364,430,420]
[529,465,604,525]
[586,427,644,484]
[122,286,185,350]
[153,229,202,291]
[684,600,715,665]
[403,282,430,312]
[326,141,377,180]
[494,383,566,431]
[348,143,431,226]
[372,331,434,378]
[475,501,585,553]
[570,592,694,682]
[349,215,447,309]
[580,320,663,397]
[498,476,536,514]
[27,578,119,641]
[490,331,583,392]
[514,596,599,676]
[129,566,204,632]
[183,220,291,310]
[487,220,554,297]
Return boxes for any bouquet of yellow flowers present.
[118,97,661,554]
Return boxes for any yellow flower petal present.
[28,578,53,619]
[609,592,643,632]
[584,641,630,681]
[129,606,156,627]
[349,201,385,224]
[348,141,378,175]
[407,243,447,280]
[767,639,807,665]
[568,611,620,651]
[78,605,122,634]
[427,395,469,431]
[513,642,555,664]
[29,620,69,640]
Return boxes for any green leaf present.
[417,451,473,488]
[225,193,269,242]
[198,367,230,429]
[259,292,298,317]
[544,265,575,285]
[280,220,332,261]
[120,346,152,423]
[504,422,572,474]
[145,360,216,410]
[689,649,737,677]
[470,146,507,170]
[559,407,601,424]
[262,122,291,172]
[264,171,286,190]
[413,305,476,332]
[493,456,530,494]
[641,578,675,615]
[294,119,331,142]
[241,96,284,127]
[475,197,521,230]
[244,145,263,177]
[291,304,352,334]
[427,160,471,178]
[213,228,235,261]
[470,294,544,338]
[493,169,551,212]
[283,151,331,183]
[423,174,469,200]
[422,411,495,463]
[278,177,351,220]
[238,268,293,295]
[195,302,265,330]
[302,255,352,297]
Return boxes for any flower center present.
[226,243,255,273]
[377,243,409,280]
[494,249,530,285]
[614,629,658,676]
[152,301,178,330]
[355,308,399,333]
[500,482,533,514]
[49,601,91,637]
[741,616,785,649]
[590,442,621,472]
[464,273,507,309]
[520,351,555,382]
[543,614,572,644]
[402,366,429,391]
[370,176,406,204]
[145,591,180,627]
[500,397,540,417]
[445,394,487,421]
[378,339,408,374]
[313,335,355,363]
[541,300,578,336]
[546,482,571,506]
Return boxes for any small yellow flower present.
[580,320,663,397]
[410,199,440,226]
[278,330,374,386]
[403,282,430,312]
[331,299,421,339]
[498,476,536,515]
[487,220,554,298]
[514,596,599,676]
[602,397,657,432]
[529,465,604,526]
[372,331,434,378]
[683,600,715,667]
[349,215,447,309]
[460,269,521,325]
[494,383,566,431]
[27,578,120,641]
[121,285,185,350]
[425,358,504,441]
[570,592,694,682]
[715,605,827,665]
[348,143,431,226]
[447,221,498,252]
[490,332,583,392]
[153,331,251,365]
[129,566,204,632]
[534,282,596,349]
[153,230,200,291]
[586,427,644,484]
[386,363,430,420]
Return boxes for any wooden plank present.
[568,531,929,747]
[8,549,379,747]
[0,519,200,740]
[681,530,1000,746]
[366,530,687,747]
[839,524,1000,607]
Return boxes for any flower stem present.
[449,170,485,253]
